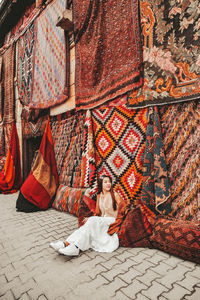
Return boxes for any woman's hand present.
[83,217,88,224]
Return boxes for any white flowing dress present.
[66,193,119,253]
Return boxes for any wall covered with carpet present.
[0,0,199,262]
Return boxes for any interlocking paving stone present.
[188,266,200,279]
[162,255,183,267]
[156,265,191,289]
[137,269,162,287]
[149,261,174,276]
[118,268,143,284]
[162,283,193,299]
[0,289,15,300]
[11,278,35,299]
[134,293,150,300]
[145,251,168,265]
[0,193,199,300]
[141,281,169,299]
[121,279,147,299]
[184,286,200,300]
[114,290,133,299]
[20,292,33,300]
[177,274,200,291]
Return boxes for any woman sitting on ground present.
[50,175,121,256]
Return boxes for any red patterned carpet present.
[92,105,148,204]
[160,100,200,222]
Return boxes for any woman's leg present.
[65,216,100,251]
[49,217,97,253]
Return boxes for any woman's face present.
[102,177,112,193]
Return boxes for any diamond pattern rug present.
[92,105,148,203]
[31,0,69,108]
[16,21,35,105]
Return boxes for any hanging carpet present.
[74,0,143,110]
[50,110,86,187]
[4,123,13,155]
[80,110,97,194]
[128,0,200,108]
[0,121,5,157]
[0,56,3,122]
[140,106,171,215]
[0,121,5,172]
[21,107,49,139]
[16,118,58,212]
[16,21,36,106]
[4,2,37,44]
[0,122,22,194]
[30,0,69,109]
[160,100,200,222]
[92,105,148,203]
[2,44,15,124]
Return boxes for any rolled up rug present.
[16,118,59,212]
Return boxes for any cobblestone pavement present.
[0,193,200,300]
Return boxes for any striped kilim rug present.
[160,100,200,222]
[17,21,35,105]
[51,110,86,187]
[31,0,69,108]
[92,105,148,203]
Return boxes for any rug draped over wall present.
[160,100,200,222]
[4,2,37,45]
[0,121,5,172]
[3,123,13,156]
[0,56,3,122]
[0,122,22,193]
[0,121,5,158]
[74,0,143,110]
[80,110,97,194]
[16,118,58,211]
[16,21,35,106]
[31,0,69,109]
[2,44,15,123]
[128,0,200,108]
[140,106,171,215]
[21,107,49,139]
[92,105,148,203]
[51,110,86,187]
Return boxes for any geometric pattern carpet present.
[50,110,86,188]
[92,105,148,204]
[31,0,69,108]
[160,100,200,222]
[16,21,35,105]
